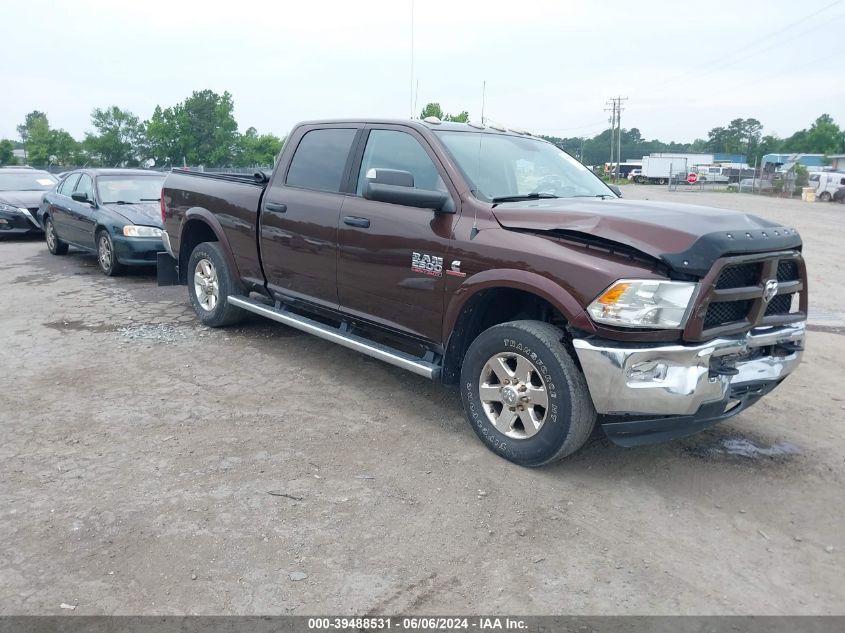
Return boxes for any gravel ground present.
[1,191,843,616]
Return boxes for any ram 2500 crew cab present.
[158,119,806,467]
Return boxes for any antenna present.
[413,79,420,119]
[481,80,486,125]
[409,0,415,118]
[470,128,483,239]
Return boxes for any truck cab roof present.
[293,118,538,138]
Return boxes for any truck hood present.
[101,202,163,228]
[491,198,802,276]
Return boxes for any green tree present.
[236,127,283,167]
[419,102,470,123]
[49,130,83,166]
[145,90,240,167]
[17,111,52,164]
[145,105,180,167]
[0,140,15,166]
[445,111,469,123]
[782,114,844,155]
[85,106,146,166]
[16,111,48,162]
[420,103,444,119]
[24,118,53,165]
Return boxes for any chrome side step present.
[227,295,440,380]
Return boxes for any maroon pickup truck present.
[158,119,806,467]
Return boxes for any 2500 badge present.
[411,252,443,277]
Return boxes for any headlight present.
[0,202,25,214]
[587,279,698,329]
[123,225,163,238]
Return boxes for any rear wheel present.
[187,241,245,327]
[819,191,832,202]
[44,217,68,255]
[460,320,596,467]
[97,230,126,276]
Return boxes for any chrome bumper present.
[572,323,805,416]
[161,230,176,258]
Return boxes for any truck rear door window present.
[286,128,357,193]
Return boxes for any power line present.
[635,0,843,96]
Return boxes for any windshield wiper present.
[571,194,614,199]
[491,193,560,205]
[139,198,161,202]
[103,200,133,205]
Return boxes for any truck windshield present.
[434,131,613,202]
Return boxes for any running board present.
[227,295,440,380]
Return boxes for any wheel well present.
[442,288,570,385]
[179,220,218,283]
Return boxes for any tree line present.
[2,94,842,170]
[543,114,845,167]
[1,90,284,169]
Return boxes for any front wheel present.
[44,217,68,255]
[460,321,596,467]
[97,230,126,276]
[819,192,832,202]
[187,241,246,327]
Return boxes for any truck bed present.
[162,169,269,288]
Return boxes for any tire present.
[819,192,831,202]
[460,320,596,467]
[96,230,126,276]
[657,178,666,185]
[187,241,246,327]
[44,216,68,255]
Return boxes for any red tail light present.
[160,189,166,224]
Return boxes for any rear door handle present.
[265,201,287,213]
[343,216,370,228]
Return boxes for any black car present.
[834,186,845,203]
[0,168,58,236]
[38,169,167,275]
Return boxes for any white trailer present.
[650,153,714,168]
[637,156,688,184]
[809,171,845,202]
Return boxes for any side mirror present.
[362,167,454,213]
[71,192,92,204]
[607,183,622,197]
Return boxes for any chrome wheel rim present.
[98,234,112,271]
[46,222,56,250]
[479,352,549,439]
[193,258,219,312]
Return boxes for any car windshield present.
[97,175,166,204]
[0,172,58,191]
[434,131,613,202]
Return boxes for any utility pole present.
[604,99,617,178]
[606,96,628,182]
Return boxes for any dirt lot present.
[1,190,843,616]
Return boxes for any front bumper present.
[572,323,805,445]
[0,208,42,234]
[112,234,165,266]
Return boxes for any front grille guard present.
[683,250,807,341]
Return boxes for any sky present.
[2,0,844,144]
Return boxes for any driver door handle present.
[343,216,370,228]
[265,201,287,214]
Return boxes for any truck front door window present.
[286,128,357,194]
[356,130,446,196]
